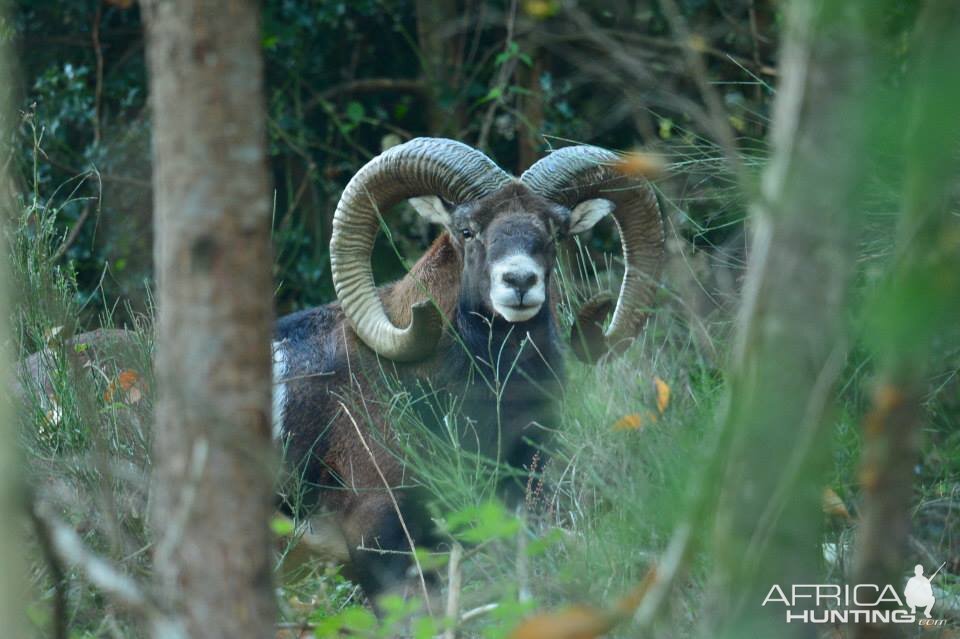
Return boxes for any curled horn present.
[520,146,664,362]
[330,138,511,362]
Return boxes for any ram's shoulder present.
[275,304,344,343]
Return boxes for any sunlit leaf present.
[822,487,852,521]
[612,412,656,431]
[103,369,145,404]
[270,516,296,536]
[654,377,671,414]
[614,151,667,180]
[509,606,613,639]
[522,0,559,19]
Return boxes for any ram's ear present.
[568,198,614,235]
[409,195,453,226]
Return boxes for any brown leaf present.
[654,377,670,414]
[103,369,145,404]
[822,487,852,521]
[509,606,614,639]
[105,0,135,8]
[613,151,667,180]
[613,413,641,431]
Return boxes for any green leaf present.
[339,606,377,633]
[270,516,295,536]
[446,501,520,543]
[526,528,564,556]
[658,117,674,139]
[479,86,503,104]
[413,546,449,571]
[345,101,365,123]
[412,616,437,639]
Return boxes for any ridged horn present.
[330,138,511,362]
[520,146,664,361]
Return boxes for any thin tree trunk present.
[852,5,960,637]
[415,0,462,136]
[141,2,276,637]
[709,2,875,636]
[0,17,26,637]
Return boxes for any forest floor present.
[9,154,960,639]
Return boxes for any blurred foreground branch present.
[709,1,879,636]
[852,3,960,637]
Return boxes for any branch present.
[28,504,68,639]
[658,0,747,189]
[31,500,150,614]
[303,78,427,113]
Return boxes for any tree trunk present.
[415,0,462,136]
[708,2,875,636]
[141,2,276,637]
[852,5,960,637]
[0,19,26,637]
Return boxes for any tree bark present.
[708,2,875,636]
[0,16,27,637]
[852,5,960,637]
[141,2,276,637]
[415,0,463,136]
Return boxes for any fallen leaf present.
[512,566,658,639]
[654,377,670,414]
[44,395,63,427]
[612,411,658,431]
[103,369,145,404]
[613,413,641,431]
[509,606,613,639]
[614,150,667,180]
[822,487,852,520]
[105,0,135,8]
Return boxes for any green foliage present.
[8,1,960,638]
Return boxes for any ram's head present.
[330,138,664,362]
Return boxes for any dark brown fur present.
[275,185,570,597]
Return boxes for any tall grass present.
[8,123,959,639]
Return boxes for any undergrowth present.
[7,132,960,639]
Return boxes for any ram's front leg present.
[339,490,441,609]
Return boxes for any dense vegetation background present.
[10,0,789,320]
[4,1,959,638]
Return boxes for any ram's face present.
[411,183,612,323]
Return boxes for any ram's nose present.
[501,270,539,302]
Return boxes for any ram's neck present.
[381,232,462,327]
[450,290,563,384]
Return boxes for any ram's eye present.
[460,228,474,239]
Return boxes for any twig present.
[303,78,427,113]
[476,0,519,150]
[516,521,531,604]
[460,603,499,623]
[443,543,463,639]
[92,2,104,147]
[658,0,747,190]
[339,402,433,614]
[32,500,149,613]
[53,169,102,262]
[29,502,69,639]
